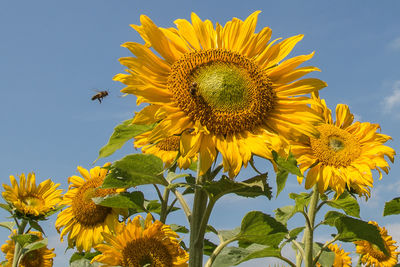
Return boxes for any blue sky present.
[1,0,400,266]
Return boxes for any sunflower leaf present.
[169,224,189,233]
[313,242,335,267]
[69,258,103,267]
[272,151,302,197]
[0,222,15,232]
[92,191,144,210]
[274,205,296,224]
[384,197,400,216]
[143,200,179,215]
[334,216,388,254]
[28,219,45,234]
[70,251,102,263]
[326,191,360,217]
[212,246,252,267]
[322,211,346,226]
[102,154,167,188]
[20,238,48,257]
[0,203,12,213]
[238,211,288,248]
[12,234,39,247]
[204,239,218,256]
[233,244,282,265]
[218,227,241,242]
[94,119,156,163]
[290,192,312,212]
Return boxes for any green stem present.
[171,189,191,223]
[204,237,237,267]
[12,219,28,267]
[189,156,210,267]
[304,184,319,267]
[159,187,170,223]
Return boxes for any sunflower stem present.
[189,156,210,267]
[304,184,319,267]
[12,219,28,267]
[159,187,170,223]
[205,236,238,267]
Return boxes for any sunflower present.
[291,95,395,196]
[355,221,399,267]
[92,213,188,267]
[2,172,62,218]
[55,164,126,252]
[316,243,351,267]
[115,11,326,177]
[1,230,55,267]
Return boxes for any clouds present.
[382,81,400,114]
[388,37,400,51]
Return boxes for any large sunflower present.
[91,213,189,267]
[291,95,395,196]
[355,221,399,267]
[1,230,55,267]
[115,11,326,177]
[55,164,126,252]
[317,243,351,267]
[2,173,62,217]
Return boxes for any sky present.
[1,0,400,266]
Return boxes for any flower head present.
[116,11,326,178]
[55,163,126,252]
[355,221,399,267]
[291,95,395,196]
[92,213,188,267]
[317,243,351,267]
[2,172,62,218]
[1,230,55,267]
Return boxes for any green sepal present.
[0,203,12,213]
[102,154,167,188]
[0,222,15,232]
[384,197,400,216]
[94,119,156,162]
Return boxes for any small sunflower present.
[317,243,351,267]
[2,172,62,218]
[291,95,395,196]
[1,230,55,267]
[115,11,326,178]
[55,164,126,252]
[355,221,399,267]
[92,213,189,267]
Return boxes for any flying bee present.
[189,82,198,96]
[91,90,109,103]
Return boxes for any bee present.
[189,82,197,96]
[91,90,109,103]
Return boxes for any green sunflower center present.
[72,177,116,226]
[310,124,361,167]
[122,237,173,267]
[168,49,275,135]
[22,195,44,208]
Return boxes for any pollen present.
[168,49,275,135]
[310,124,361,167]
[155,136,180,151]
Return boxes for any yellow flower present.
[355,221,399,267]
[55,164,126,252]
[291,95,395,196]
[1,230,55,267]
[135,130,196,169]
[317,243,351,267]
[115,11,326,178]
[2,173,62,217]
[91,213,188,267]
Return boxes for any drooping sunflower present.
[2,172,62,218]
[355,221,399,267]
[291,95,395,196]
[55,164,126,252]
[1,230,55,267]
[316,243,352,267]
[91,213,189,267]
[115,11,327,177]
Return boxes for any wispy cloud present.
[388,37,400,50]
[382,81,400,114]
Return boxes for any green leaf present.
[70,251,101,263]
[143,200,179,215]
[384,197,400,216]
[274,205,296,225]
[69,258,103,267]
[290,192,312,212]
[326,191,360,217]
[169,224,189,234]
[0,222,15,232]
[12,234,39,247]
[335,216,388,254]
[235,244,281,265]
[166,172,189,183]
[323,211,346,227]
[238,211,288,247]
[202,174,271,201]
[28,219,45,234]
[95,119,156,162]
[213,246,251,267]
[289,227,305,239]
[92,191,144,209]
[313,242,335,267]
[21,238,48,257]
[203,239,218,256]
[272,151,302,197]
[218,227,241,242]
[102,154,167,188]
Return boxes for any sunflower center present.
[155,136,180,151]
[310,124,361,167]
[72,177,116,226]
[168,49,275,135]
[22,195,44,208]
[20,249,42,267]
[121,237,173,267]
[364,242,391,261]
